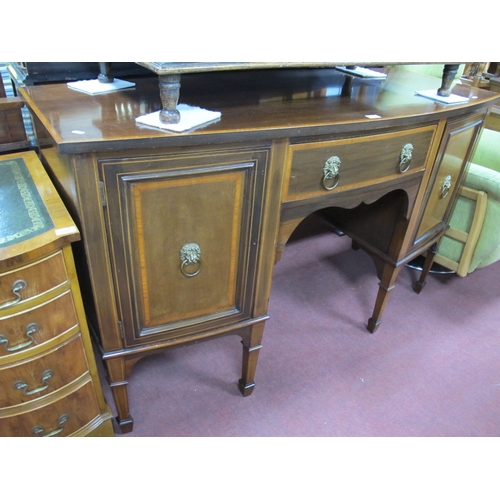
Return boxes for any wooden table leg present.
[413,244,438,294]
[109,381,134,433]
[438,64,460,97]
[98,62,114,83]
[367,263,402,333]
[238,323,264,397]
[105,357,134,433]
[158,74,181,124]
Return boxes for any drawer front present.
[284,126,437,201]
[0,251,69,311]
[0,334,88,407]
[415,113,485,243]
[100,149,269,346]
[0,380,100,437]
[0,290,78,359]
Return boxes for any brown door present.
[100,149,269,346]
[414,112,486,246]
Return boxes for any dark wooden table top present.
[20,66,500,154]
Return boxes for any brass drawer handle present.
[32,414,69,437]
[322,156,341,190]
[440,175,452,199]
[180,243,202,277]
[0,279,27,310]
[0,322,38,352]
[13,369,54,396]
[399,143,414,173]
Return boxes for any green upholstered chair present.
[434,126,500,276]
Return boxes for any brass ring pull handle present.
[0,322,38,352]
[32,414,69,437]
[322,156,341,191]
[180,243,202,277]
[399,143,414,173]
[440,175,452,199]
[13,369,54,396]
[0,279,27,310]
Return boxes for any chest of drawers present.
[0,151,114,437]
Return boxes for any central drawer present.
[284,125,437,202]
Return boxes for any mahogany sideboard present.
[19,65,500,433]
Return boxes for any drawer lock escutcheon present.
[180,243,202,277]
[0,279,27,310]
[13,369,54,396]
[32,414,69,437]
[322,156,341,191]
[0,322,39,352]
[399,143,414,173]
[440,175,453,199]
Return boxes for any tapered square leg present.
[238,324,264,396]
[413,246,438,294]
[105,357,134,433]
[367,263,401,333]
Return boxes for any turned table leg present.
[158,74,181,124]
[98,62,114,83]
[438,64,460,97]
[238,323,264,396]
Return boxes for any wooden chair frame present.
[434,185,488,277]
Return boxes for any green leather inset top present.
[0,158,54,248]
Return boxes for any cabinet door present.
[414,112,485,245]
[100,149,269,346]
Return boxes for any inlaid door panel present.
[414,112,485,245]
[100,149,268,346]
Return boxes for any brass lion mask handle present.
[440,175,452,199]
[180,243,202,277]
[322,156,341,191]
[399,143,414,173]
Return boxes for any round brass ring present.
[181,260,202,277]
[441,186,450,199]
[399,159,411,173]
[322,173,340,191]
